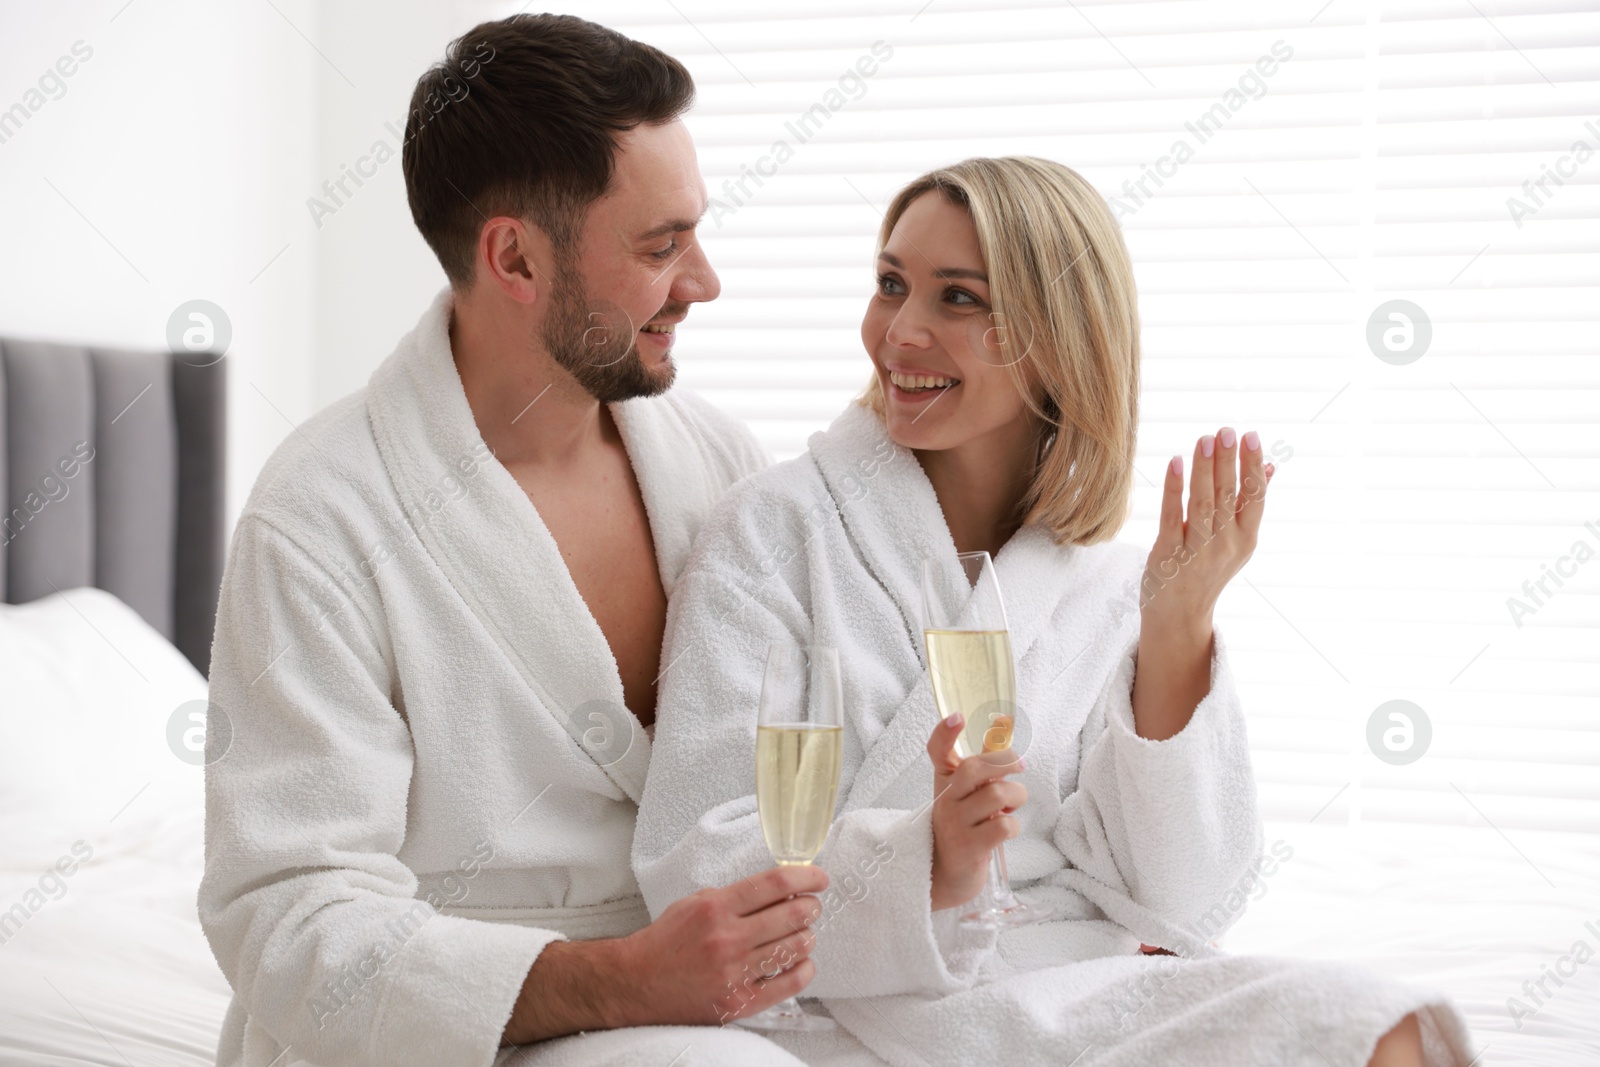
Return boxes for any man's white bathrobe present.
[198,289,808,1067]
[635,402,1476,1067]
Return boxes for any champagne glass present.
[921,551,1058,930]
[736,642,843,1032]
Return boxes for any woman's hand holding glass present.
[921,551,1055,929]
[925,712,1028,912]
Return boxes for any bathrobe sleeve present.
[635,562,993,1001]
[199,517,560,1067]
[1051,624,1265,942]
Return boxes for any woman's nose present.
[884,301,934,349]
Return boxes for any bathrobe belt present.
[436,894,652,941]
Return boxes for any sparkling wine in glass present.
[922,551,1058,931]
[735,643,843,1032]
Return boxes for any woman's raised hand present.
[1144,426,1275,632]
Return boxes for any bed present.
[0,338,231,1064]
[0,338,1594,1065]
[1226,822,1600,1065]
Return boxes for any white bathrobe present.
[198,288,808,1067]
[634,401,1476,1067]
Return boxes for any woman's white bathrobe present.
[198,288,810,1067]
[634,402,1475,1067]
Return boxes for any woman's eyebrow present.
[877,250,987,283]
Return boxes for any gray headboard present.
[0,339,226,676]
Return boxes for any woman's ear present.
[1016,355,1059,432]
[1040,392,1061,425]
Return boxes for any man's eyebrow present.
[638,205,707,241]
[877,250,987,283]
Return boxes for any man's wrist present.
[505,937,631,1045]
[587,935,638,1030]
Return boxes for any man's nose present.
[671,240,721,304]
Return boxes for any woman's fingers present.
[1159,453,1185,551]
[1142,425,1273,624]
[957,779,1027,826]
[1237,430,1269,541]
[1214,426,1238,529]
[1187,433,1217,539]
[926,713,964,773]
[977,814,1021,850]
[945,751,1024,810]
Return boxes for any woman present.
[634,157,1472,1066]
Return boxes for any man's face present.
[542,119,718,403]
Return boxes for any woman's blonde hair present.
[860,156,1140,546]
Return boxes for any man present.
[199,15,826,1067]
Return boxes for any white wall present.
[303,0,504,409]
[0,0,316,528]
[0,0,501,528]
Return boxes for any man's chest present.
[505,450,668,723]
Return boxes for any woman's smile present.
[885,364,962,403]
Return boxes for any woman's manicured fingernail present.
[1201,435,1215,458]
[1220,427,1236,449]
[945,713,962,728]
[1170,455,1182,477]
[1244,430,1261,452]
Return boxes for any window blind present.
[525,0,1600,838]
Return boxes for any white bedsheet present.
[1225,820,1600,1066]
[0,590,229,1066]
[0,806,231,1066]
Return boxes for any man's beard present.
[541,273,676,404]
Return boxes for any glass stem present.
[986,843,1015,906]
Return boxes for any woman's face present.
[861,191,1031,452]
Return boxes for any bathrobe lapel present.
[365,289,654,803]
[808,404,1083,810]
[609,397,720,600]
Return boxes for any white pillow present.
[0,588,209,867]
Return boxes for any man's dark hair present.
[402,14,695,287]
